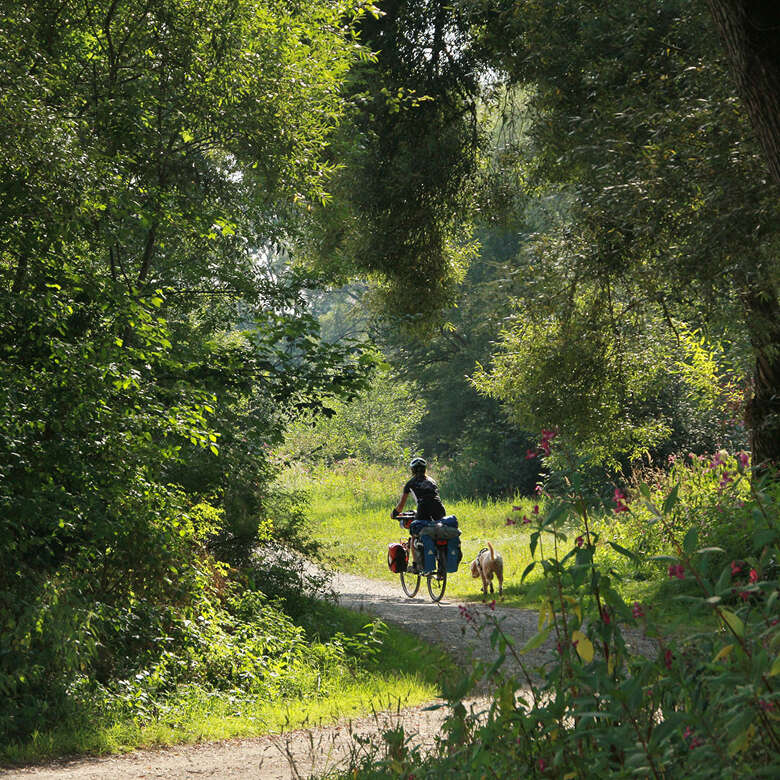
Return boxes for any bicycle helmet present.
[409,457,427,472]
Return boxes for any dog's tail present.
[487,541,495,560]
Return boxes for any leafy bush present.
[608,450,756,576]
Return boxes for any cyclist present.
[391,457,447,572]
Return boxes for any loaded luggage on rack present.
[418,516,462,573]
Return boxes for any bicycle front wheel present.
[427,549,447,602]
[400,570,421,598]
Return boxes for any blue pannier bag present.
[441,515,458,529]
[421,532,462,573]
[420,535,437,572]
[446,537,461,573]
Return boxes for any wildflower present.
[525,448,538,460]
[601,608,611,624]
[668,564,685,580]
[459,605,474,623]
[731,560,742,577]
[488,600,496,611]
[575,535,584,548]
[668,454,676,464]
[719,471,733,488]
[711,450,726,468]
[534,484,543,495]
[512,505,522,511]
[522,515,531,525]
[537,429,558,456]
[505,517,516,526]
[683,726,692,740]
[537,757,547,771]
[749,568,759,583]
[737,451,750,471]
[739,591,750,602]
[613,487,629,514]
[556,642,563,654]
[664,649,673,669]
[632,601,644,619]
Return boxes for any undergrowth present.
[0,598,450,766]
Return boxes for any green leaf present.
[520,561,536,582]
[518,625,552,655]
[662,483,680,513]
[683,528,698,555]
[719,609,744,638]
[608,541,639,561]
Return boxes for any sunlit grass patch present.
[294,461,540,605]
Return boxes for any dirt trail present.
[2,570,654,779]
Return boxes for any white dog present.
[470,542,503,598]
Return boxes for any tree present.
[464,0,779,467]
[705,1,780,470]
[0,0,374,738]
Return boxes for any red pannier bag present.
[387,542,408,573]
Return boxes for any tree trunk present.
[744,284,780,471]
[706,1,780,184]
[706,1,780,470]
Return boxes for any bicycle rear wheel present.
[427,549,447,602]
[400,570,421,598]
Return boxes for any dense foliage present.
[0,0,377,743]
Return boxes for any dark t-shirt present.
[403,475,446,522]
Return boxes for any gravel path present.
[2,569,655,779]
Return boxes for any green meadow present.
[289,461,539,605]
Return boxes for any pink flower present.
[512,505,522,511]
[505,517,516,526]
[719,471,733,488]
[522,515,531,525]
[537,757,547,771]
[668,564,685,580]
[739,591,750,602]
[525,449,538,460]
[537,429,557,457]
[711,451,725,468]
[632,601,644,619]
[737,451,750,470]
[613,487,629,513]
[749,568,759,583]
[488,600,496,610]
[533,504,539,515]
[601,608,611,624]
[534,484,543,495]
[576,535,584,548]
[664,649,673,669]
[683,726,692,740]
[731,560,742,577]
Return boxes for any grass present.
[1,602,452,766]
[289,460,540,607]
[292,460,720,631]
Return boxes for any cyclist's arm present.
[394,490,410,516]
